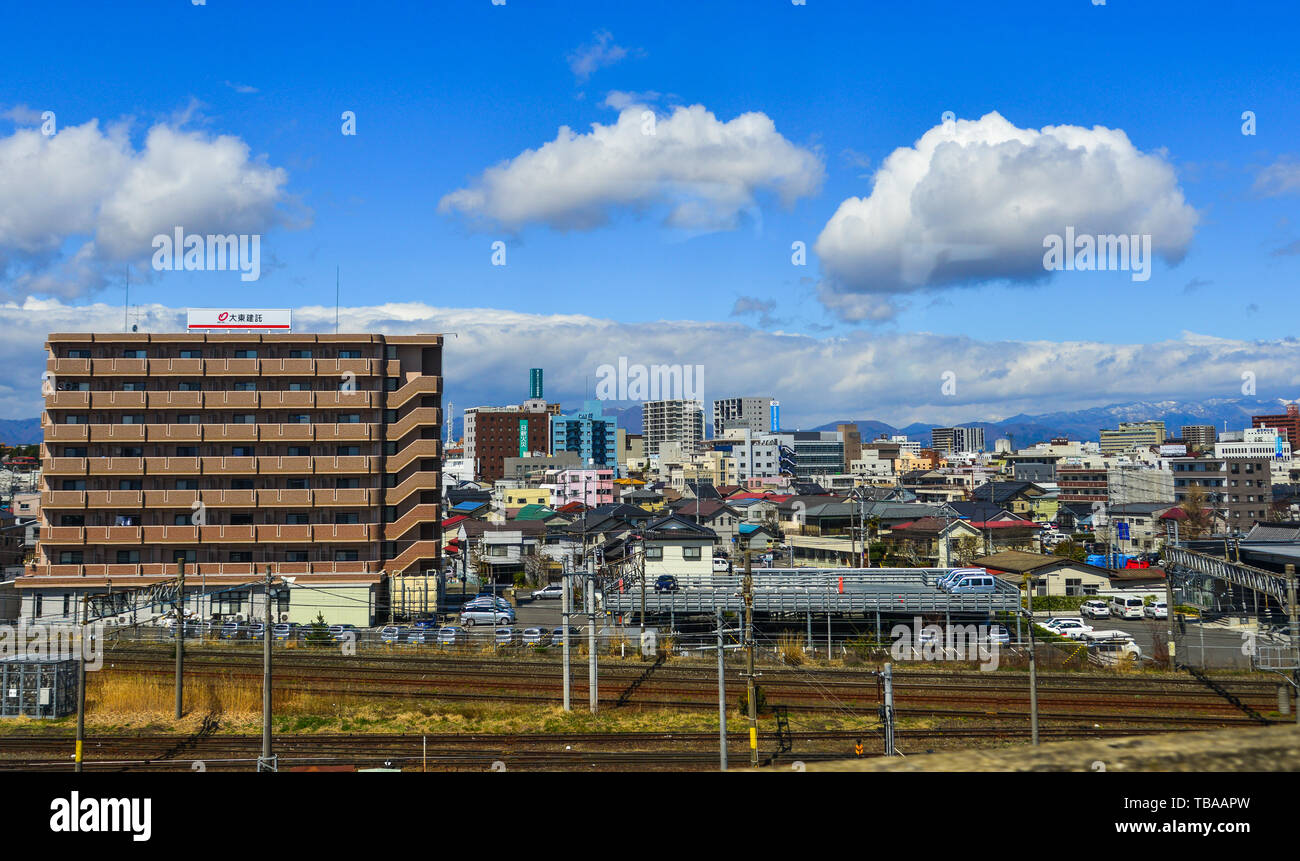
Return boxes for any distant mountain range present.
[4,395,1293,450]
[815,397,1295,448]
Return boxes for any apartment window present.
[336,445,360,457]
[645,547,663,560]
[63,447,87,457]
[213,590,248,614]
[287,446,310,457]
[386,346,397,360]
[286,551,309,563]
[178,382,200,391]
[120,415,145,424]
[230,552,253,563]
[340,350,361,359]
[65,415,87,424]
[334,550,359,562]
[231,479,255,490]
[60,515,85,527]
[233,414,257,424]
[683,547,702,560]
[180,350,202,359]
[173,550,197,564]
[288,414,311,424]
[176,446,198,457]
[122,350,146,359]
[234,382,257,391]
[59,551,83,564]
[287,478,309,490]
[116,550,140,564]
[234,350,257,359]
[174,514,192,526]
[335,513,359,524]
[336,478,360,489]
[286,513,309,524]
[230,513,254,525]
[339,414,361,424]
[68,349,90,359]
[231,446,254,457]
[178,414,202,424]
[121,382,146,391]
[176,479,199,490]
[288,383,307,391]
[289,350,313,359]
[117,479,142,490]
[119,446,143,457]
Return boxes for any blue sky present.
[1,0,1297,425]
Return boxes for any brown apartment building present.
[1252,403,1300,446]
[20,332,442,626]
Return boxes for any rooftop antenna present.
[335,265,340,334]
[124,264,130,333]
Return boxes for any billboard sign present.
[187,308,291,331]
[518,419,528,457]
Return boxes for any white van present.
[1083,630,1142,665]
[1108,595,1145,620]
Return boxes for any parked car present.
[551,626,580,646]
[1080,600,1111,620]
[461,606,515,626]
[947,574,997,594]
[495,627,522,646]
[1109,595,1146,620]
[531,583,564,600]
[437,626,465,645]
[1144,601,1169,620]
[247,623,266,641]
[380,625,409,644]
[982,624,1011,646]
[654,575,680,594]
[411,618,441,630]
[712,556,731,573]
[219,621,245,640]
[404,629,432,645]
[1083,630,1143,664]
[1043,618,1093,639]
[938,568,986,590]
[271,622,299,641]
[462,597,512,612]
[329,624,358,641]
[522,627,551,646]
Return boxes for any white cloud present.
[567,31,633,83]
[1254,155,1300,197]
[814,111,1199,321]
[3,298,1297,430]
[0,119,290,300]
[602,90,662,111]
[0,104,45,124]
[439,104,824,232]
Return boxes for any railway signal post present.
[1024,575,1040,746]
[175,560,186,719]
[260,566,274,772]
[743,552,758,768]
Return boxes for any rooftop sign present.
[187,308,291,331]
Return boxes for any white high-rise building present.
[643,399,704,458]
[713,397,779,436]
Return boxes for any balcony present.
[260,423,313,442]
[86,491,143,508]
[46,424,90,443]
[259,390,314,409]
[385,471,439,506]
[384,503,440,541]
[317,423,376,442]
[314,488,372,506]
[204,358,260,376]
[90,391,146,409]
[146,391,203,409]
[262,456,312,474]
[197,490,256,507]
[319,358,380,377]
[313,524,376,542]
[143,490,199,508]
[202,424,258,442]
[256,524,312,542]
[148,358,204,376]
[201,525,256,543]
[45,457,87,476]
[257,488,314,507]
[47,357,91,376]
[387,407,441,440]
[141,525,200,543]
[87,457,145,476]
[386,540,442,573]
[202,456,257,475]
[46,391,90,409]
[205,391,259,409]
[314,455,371,474]
[91,358,148,376]
[146,423,202,442]
[89,425,146,442]
[260,358,315,376]
[144,457,201,475]
[40,526,85,544]
[85,526,143,544]
[41,491,87,508]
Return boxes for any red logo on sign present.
[218,312,230,322]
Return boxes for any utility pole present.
[561,563,571,712]
[1288,564,1299,725]
[75,594,89,773]
[587,552,598,714]
[175,560,185,719]
[716,609,727,772]
[881,662,895,756]
[1025,575,1039,745]
[744,552,758,768]
[261,566,273,770]
[639,534,647,660]
[1165,564,1177,669]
